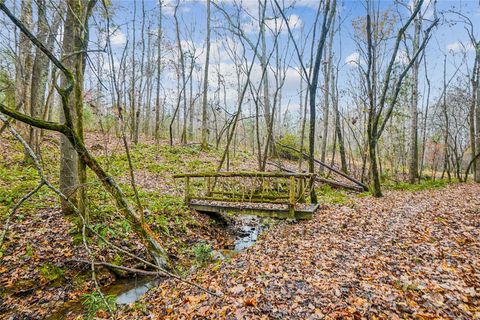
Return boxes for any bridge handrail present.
[173,171,315,179]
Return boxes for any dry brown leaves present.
[118,183,480,319]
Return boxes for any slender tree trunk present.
[15,0,33,130]
[441,55,451,181]
[320,20,334,174]
[260,0,272,157]
[154,1,162,143]
[144,29,152,136]
[332,70,348,174]
[475,52,480,182]
[59,0,80,214]
[201,0,211,149]
[27,0,48,159]
[408,14,421,183]
[133,0,146,144]
[308,0,336,203]
[130,0,137,141]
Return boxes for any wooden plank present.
[189,202,317,220]
[210,191,289,199]
[192,196,287,204]
[173,171,315,179]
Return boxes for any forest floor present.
[1,131,479,319]
[0,131,255,319]
[118,183,480,320]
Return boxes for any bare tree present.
[201,0,211,149]
[363,0,437,196]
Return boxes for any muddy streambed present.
[48,214,269,319]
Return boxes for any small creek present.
[48,214,267,319]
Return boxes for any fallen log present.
[274,142,369,191]
[267,161,363,192]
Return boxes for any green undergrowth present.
[100,143,221,176]
[315,185,350,205]
[385,178,453,192]
[0,137,59,220]
[0,135,238,266]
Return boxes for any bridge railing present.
[173,171,316,215]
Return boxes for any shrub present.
[192,242,213,266]
[82,290,116,320]
[276,133,304,160]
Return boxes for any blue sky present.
[96,0,479,120]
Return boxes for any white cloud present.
[244,14,303,35]
[110,29,127,46]
[287,14,302,28]
[396,50,409,64]
[345,52,360,67]
[446,41,474,53]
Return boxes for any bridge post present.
[206,177,212,196]
[289,176,296,217]
[184,177,191,204]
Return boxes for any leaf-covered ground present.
[0,132,247,318]
[119,183,480,319]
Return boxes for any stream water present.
[48,214,266,319]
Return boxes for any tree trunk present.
[27,0,48,158]
[332,69,348,174]
[320,20,334,174]
[201,0,211,150]
[408,14,421,183]
[59,0,81,215]
[15,0,33,131]
[308,0,336,203]
[130,0,137,142]
[475,51,480,182]
[260,0,272,157]
[154,0,162,143]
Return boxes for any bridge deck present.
[189,200,319,220]
[174,171,319,220]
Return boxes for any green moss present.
[39,263,65,285]
[386,178,452,192]
[276,133,305,160]
[316,185,349,205]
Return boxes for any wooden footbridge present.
[173,171,319,219]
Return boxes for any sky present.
[96,0,479,120]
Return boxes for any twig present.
[69,259,165,276]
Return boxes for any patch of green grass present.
[386,178,451,192]
[82,290,116,320]
[147,214,170,235]
[192,242,213,266]
[39,263,65,285]
[316,185,349,205]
